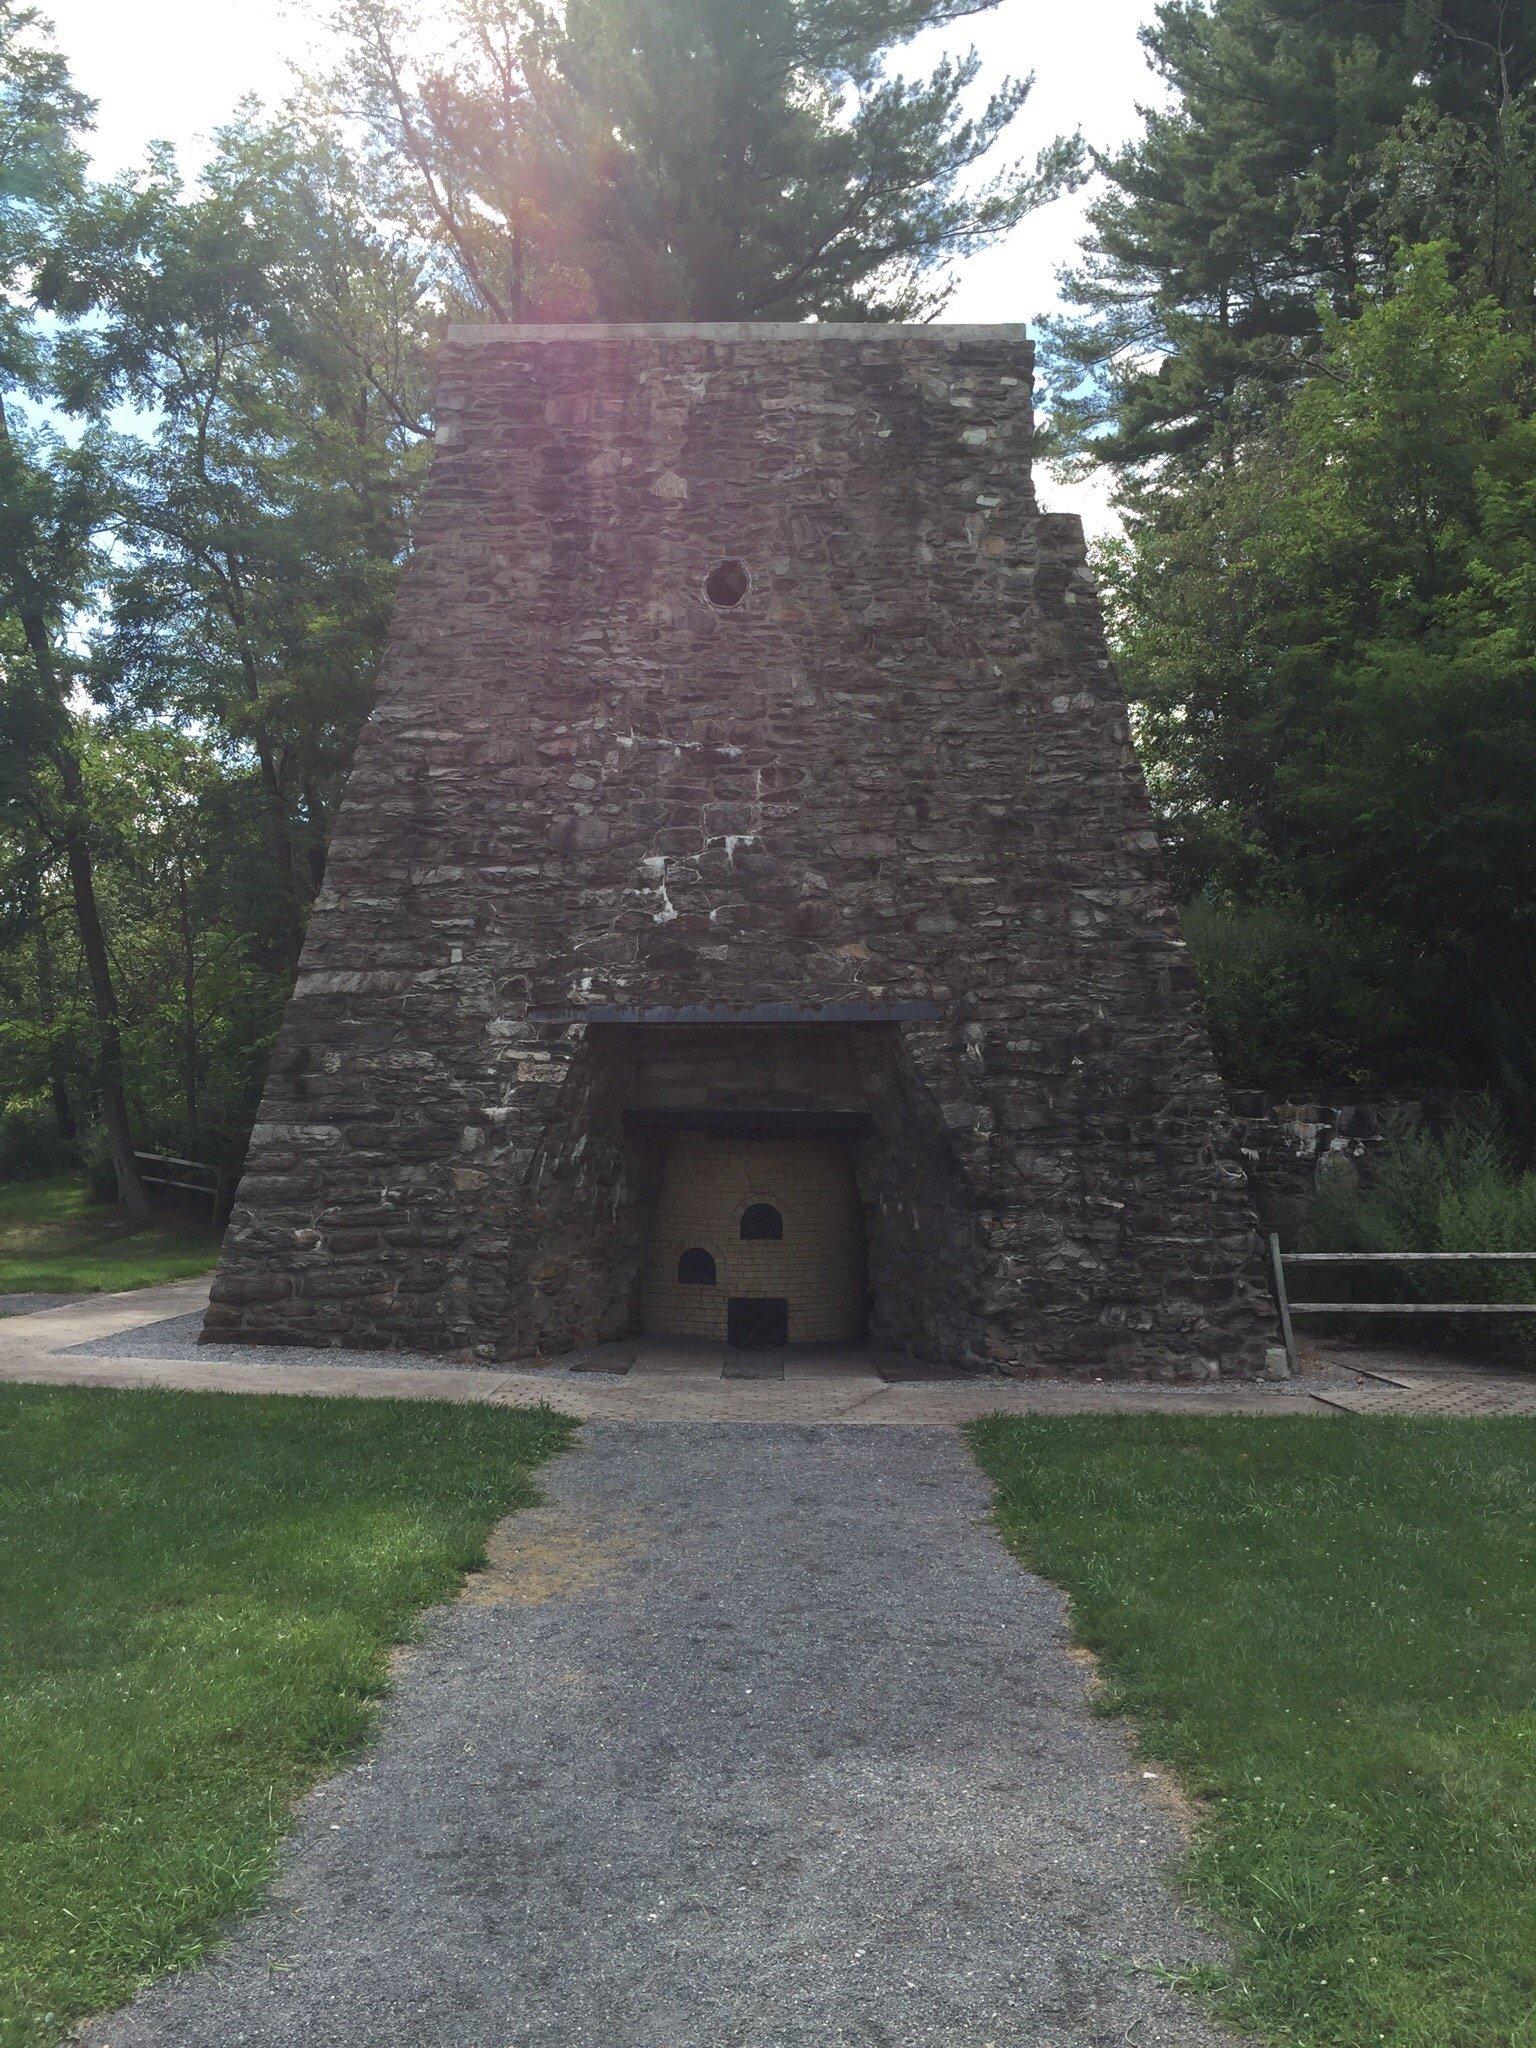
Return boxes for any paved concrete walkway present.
[76,1424,1241,2048]
[5,1280,1536,1420]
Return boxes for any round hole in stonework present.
[677,1247,717,1286]
[704,558,750,609]
[740,1203,783,1242]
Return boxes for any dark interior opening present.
[727,1296,789,1348]
[677,1246,716,1286]
[704,558,750,608]
[739,1201,783,1240]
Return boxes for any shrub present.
[79,1126,121,1206]
[1179,896,1436,1090]
[0,1099,77,1182]
[1298,1105,1536,1359]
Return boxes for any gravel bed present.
[0,1292,82,1318]
[64,1308,1367,1397]
[64,1311,506,1374]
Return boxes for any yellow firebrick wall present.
[642,1133,866,1343]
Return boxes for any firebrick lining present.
[642,1133,866,1344]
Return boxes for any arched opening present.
[677,1246,716,1286]
[739,1202,782,1241]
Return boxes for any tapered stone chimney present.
[207,324,1271,1376]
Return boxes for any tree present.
[1109,247,1536,1081]
[42,116,435,969]
[322,0,1080,322]
[2,57,433,1204]
[0,4,154,1216]
[1042,0,1536,479]
[0,716,295,1179]
[1258,250,1536,963]
[1041,3,1536,1097]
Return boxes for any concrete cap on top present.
[444,320,1033,346]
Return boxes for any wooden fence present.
[1268,1236,1536,1374]
[134,1151,231,1223]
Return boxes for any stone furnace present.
[206,323,1271,1376]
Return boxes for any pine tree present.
[1107,246,1536,1082]
[323,0,1080,321]
[1042,0,1534,478]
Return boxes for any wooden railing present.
[134,1151,229,1219]
[1268,1236,1536,1374]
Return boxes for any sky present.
[40,0,1163,529]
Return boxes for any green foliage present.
[1303,1106,1504,1253]
[0,1385,574,2045]
[1378,97,1536,335]
[1259,254,1536,967]
[1112,246,1536,1092]
[1,9,433,1189]
[0,1102,70,1182]
[2,721,297,1174]
[971,1413,1536,2048]
[1179,895,1433,1089]
[0,6,154,1214]
[1299,1106,1536,1354]
[1042,0,1535,474]
[0,1,90,395]
[43,115,436,964]
[1049,2,1536,1103]
[323,0,1080,321]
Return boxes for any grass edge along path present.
[968,1414,1536,2048]
[0,1386,576,2048]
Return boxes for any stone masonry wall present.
[1230,1090,1476,1232]
[206,323,1273,1376]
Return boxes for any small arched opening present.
[677,1246,717,1286]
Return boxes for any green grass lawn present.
[0,1175,219,1295]
[969,1415,1536,2048]
[0,1386,574,2048]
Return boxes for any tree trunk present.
[301,778,330,897]
[34,913,78,1142]
[218,556,307,968]
[53,746,152,1223]
[1,392,150,1221]
[16,616,152,1221]
[251,727,306,969]
[175,859,200,1133]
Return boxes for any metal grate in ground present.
[1311,1373,1536,1418]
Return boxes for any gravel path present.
[63,1309,469,1371]
[0,1292,80,1317]
[78,1423,1236,2048]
